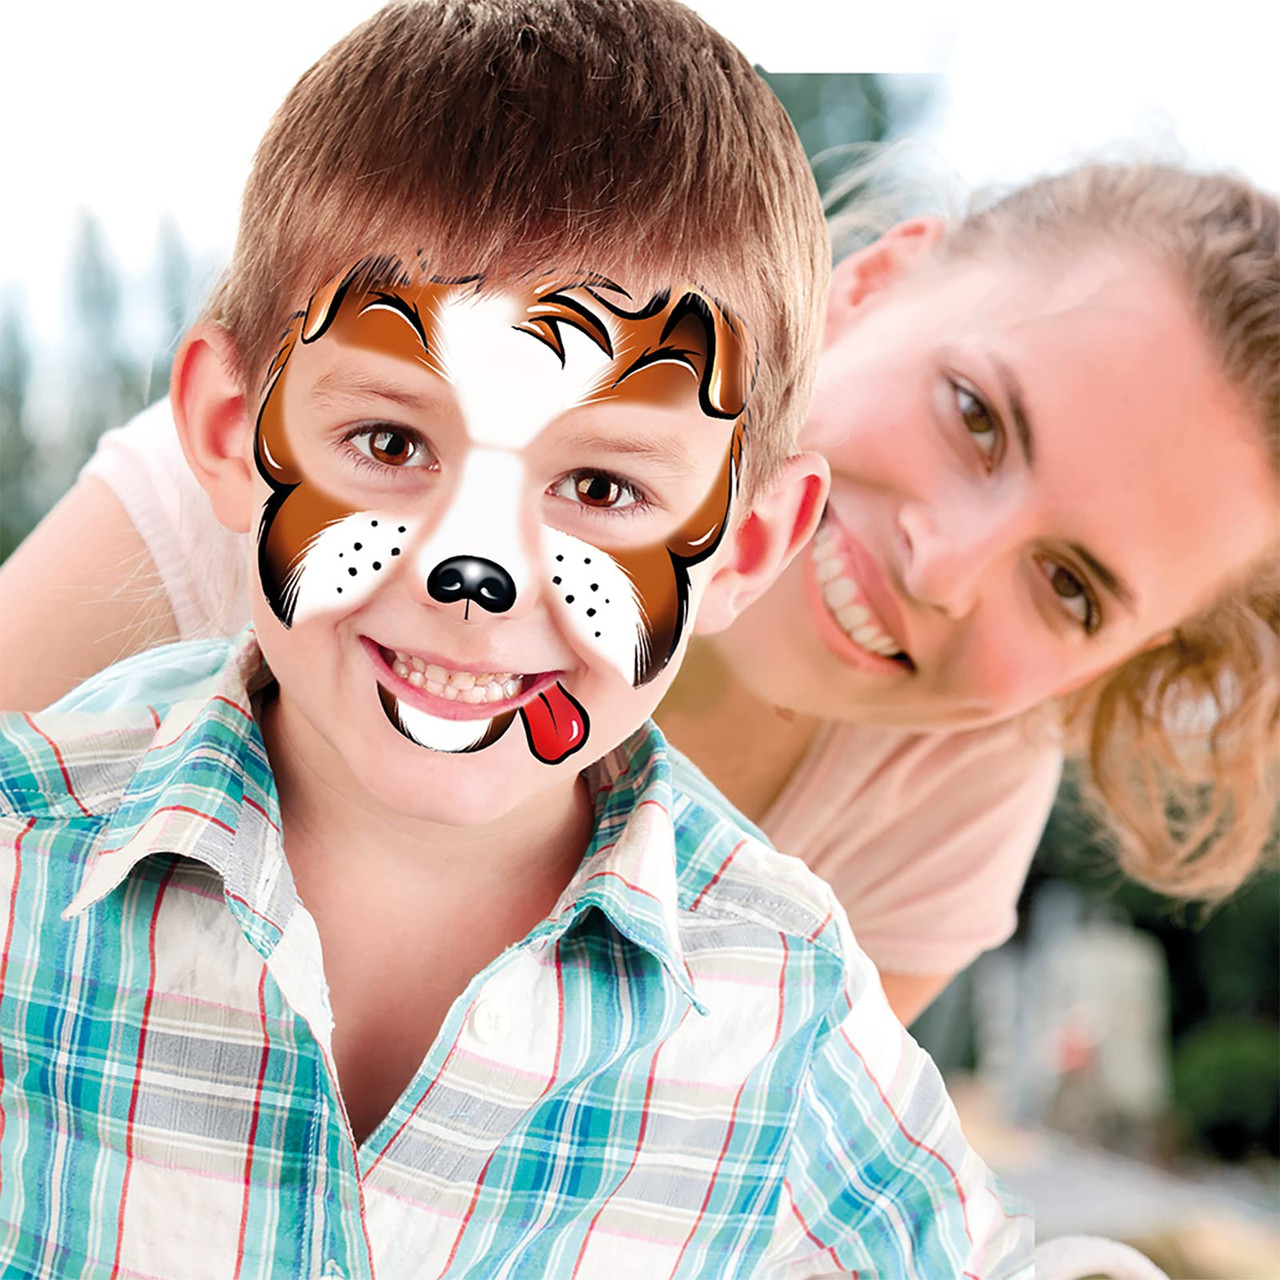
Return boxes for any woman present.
[2,161,1276,1026]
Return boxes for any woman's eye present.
[1042,560,1100,634]
[349,426,435,470]
[951,380,1003,468]
[551,470,645,511]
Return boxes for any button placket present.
[470,997,511,1044]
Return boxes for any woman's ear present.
[170,322,257,534]
[693,451,831,636]
[825,216,947,341]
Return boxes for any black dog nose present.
[426,556,517,614]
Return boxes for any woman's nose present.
[897,499,1016,619]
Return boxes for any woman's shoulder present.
[768,713,1063,837]
[79,400,252,640]
[761,716,1065,975]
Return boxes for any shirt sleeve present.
[763,961,1035,1279]
[79,399,251,641]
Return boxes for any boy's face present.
[249,261,751,824]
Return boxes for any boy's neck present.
[257,688,595,915]
[656,638,821,825]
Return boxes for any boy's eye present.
[950,378,1004,470]
[1037,557,1101,635]
[347,425,437,470]
[550,470,646,512]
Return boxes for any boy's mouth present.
[365,638,557,717]
[361,637,590,764]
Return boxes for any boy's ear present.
[693,451,831,636]
[170,322,257,535]
[825,216,947,341]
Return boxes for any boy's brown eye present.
[369,430,412,465]
[348,425,435,471]
[576,475,622,507]
[552,468,650,512]
[549,470,645,512]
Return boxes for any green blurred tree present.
[66,211,149,474]
[0,289,34,561]
[1026,765,1280,1158]
[1172,1018,1279,1160]
[148,214,196,404]
[758,71,935,221]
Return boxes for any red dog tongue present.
[520,681,590,764]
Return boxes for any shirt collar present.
[63,628,289,955]
[64,629,704,1010]
[537,724,708,1015]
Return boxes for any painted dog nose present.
[427,556,518,614]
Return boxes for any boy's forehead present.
[281,268,754,447]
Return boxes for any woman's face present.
[713,233,1278,731]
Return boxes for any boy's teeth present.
[389,650,525,700]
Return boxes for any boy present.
[0,2,1032,1276]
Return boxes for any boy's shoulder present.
[0,633,249,824]
[595,727,872,1021]
[668,743,846,950]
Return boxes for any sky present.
[1,0,1277,349]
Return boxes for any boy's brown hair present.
[203,0,829,495]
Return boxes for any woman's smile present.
[805,512,914,672]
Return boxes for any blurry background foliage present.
[1028,768,1279,1162]
[0,71,1276,1167]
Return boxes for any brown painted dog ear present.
[300,266,361,344]
[253,263,373,489]
[251,265,355,490]
[660,291,753,421]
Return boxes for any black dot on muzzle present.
[427,556,517,614]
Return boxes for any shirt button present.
[470,998,510,1044]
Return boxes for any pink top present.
[82,401,1063,977]
[762,718,1060,974]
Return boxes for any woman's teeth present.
[812,529,906,660]
[389,650,524,703]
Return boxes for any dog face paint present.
[254,259,751,766]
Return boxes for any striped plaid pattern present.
[0,631,1033,1279]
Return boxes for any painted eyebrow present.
[1069,542,1138,614]
[990,352,1034,468]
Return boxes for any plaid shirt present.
[0,630,1032,1279]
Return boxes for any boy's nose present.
[407,446,543,622]
[427,556,518,614]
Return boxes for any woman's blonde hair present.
[944,162,1278,900]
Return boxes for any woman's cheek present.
[945,622,1070,720]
